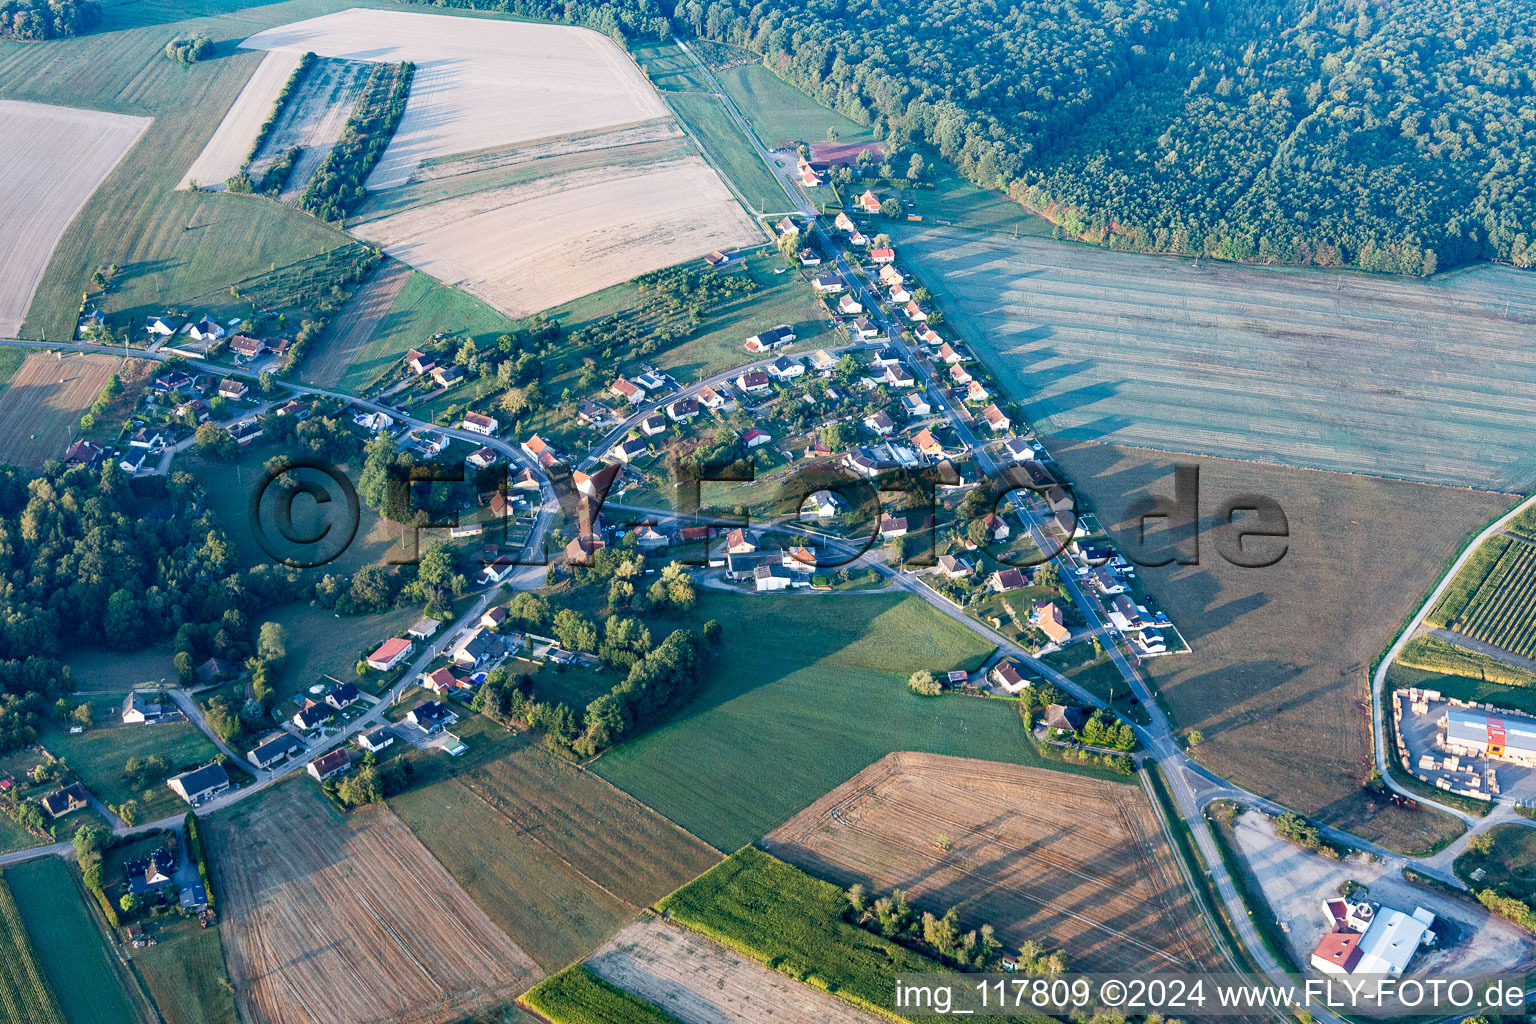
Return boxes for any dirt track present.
[587,918,883,1024]
[763,752,1219,974]
[302,259,411,387]
[209,784,538,1024]
[0,100,150,334]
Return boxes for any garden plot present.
[178,49,304,191]
[763,752,1218,974]
[351,157,759,317]
[899,227,1536,492]
[0,101,149,335]
[239,8,670,189]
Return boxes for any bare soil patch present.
[587,918,883,1024]
[208,782,538,1024]
[239,9,670,189]
[301,259,412,387]
[763,752,1219,973]
[0,352,148,468]
[1229,809,1534,972]
[1051,441,1506,850]
[0,100,150,334]
[178,50,304,191]
[352,156,760,317]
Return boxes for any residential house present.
[1043,704,1087,733]
[357,726,396,754]
[144,314,180,337]
[354,410,393,433]
[407,700,456,734]
[574,462,620,499]
[217,377,248,400]
[118,448,148,474]
[837,293,863,315]
[168,763,230,807]
[188,316,225,342]
[937,342,964,364]
[227,335,267,360]
[640,414,667,437]
[125,847,176,896]
[293,699,333,731]
[40,782,89,818]
[121,692,169,724]
[878,514,908,539]
[420,667,468,696]
[753,564,794,592]
[883,363,914,387]
[405,349,436,375]
[744,324,796,351]
[197,657,234,684]
[453,628,505,670]
[915,324,942,346]
[903,300,928,322]
[981,404,1011,433]
[1108,594,1149,632]
[467,446,498,470]
[1054,509,1085,540]
[1091,567,1127,596]
[864,411,894,434]
[365,637,413,671]
[64,439,104,469]
[667,397,700,421]
[982,512,1011,541]
[989,568,1026,592]
[275,399,308,419]
[798,248,822,266]
[308,749,352,782]
[878,264,905,287]
[230,419,264,446]
[613,437,649,463]
[801,490,844,519]
[870,247,896,263]
[726,528,758,554]
[128,427,165,450]
[809,349,838,373]
[704,250,732,268]
[776,216,799,236]
[1019,459,1056,487]
[578,401,615,426]
[432,365,466,388]
[1031,602,1071,645]
[247,731,304,770]
[736,369,771,393]
[461,411,498,435]
[633,525,670,550]
[834,211,857,233]
[326,683,361,710]
[481,606,509,630]
[784,545,817,569]
[412,430,447,457]
[911,427,943,455]
[989,660,1030,694]
[742,427,772,448]
[610,378,646,405]
[480,554,519,584]
[859,189,883,213]
[937,554,972,579]
[521,433,556,463]
[966,380,990,403]
[888,283,912,303]
[767,354,804,380]
[852,316,881,339]
[697,384,729,410]
[902,393,932,418]
[812,273,847,294]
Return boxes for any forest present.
[678,0,1536,273]
[0,0,97,40]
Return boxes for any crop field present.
[523,964,685,1024]
[208,782,537,1024]
[1440,539,1536,657]
[0,9,351,343]
[389,736,719,972]
[764,753,1217,973]
[899,228,1536,492]
[585,919,883,1024]
[0,353,146,469]
[1052,441,1502,853]
[591,592,1134,851]
[0,875,64,1024]
[3,857,142,1024]
[178,50,306,191]
[0,101,149,336]
[300,259,412,386]
[241,9,671,189]
[351,156,759,317]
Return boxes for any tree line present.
[0,0,97,40]
[300,61,415,222]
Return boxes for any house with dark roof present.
[248,731,304,769]
[326,682,361,710]
[40,782,89,818]
[307,748,352,782]
[407,700,456,734]
[293,699,333,731]
[125,847,176,896]
[168,763,230,806]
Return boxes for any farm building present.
[1442,707,1536,767]
[168,763,230,806]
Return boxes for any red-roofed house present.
[859,189,882,213]
[1030,602,1071,645]
[610,379,646,405]
[870,247,895,263]
[981,404,1011,433]
[365,637,413,671]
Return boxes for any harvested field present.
[586,918,882,1024]
[300,259,412,387]
[352,157,759,317]
[763,753,1217,973]
[240,9,670,189]
[249,57,372,202]
[899,228,1536,491]
[178,49,304,191]
[1052,441,1506,851]
[0,352,148,468]
[0,100,150,335]
[208,783,537,1024]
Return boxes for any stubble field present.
[300,258,412,386]
[586,918,884,1024]
[899,228,1536,492]
[178,49,305,191]
[1051,441,1504,851]
[0,353,149,468]
[208,783,538,1024]
[0,100,150,335]
[763,752,1218,973]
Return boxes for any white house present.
[461,411,498,435]
[365,637,413,671]
[767,355,804,380]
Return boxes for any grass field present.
[0,353,145,469]
[1440,539,1536,657]
[388,734,719,973]
[40,719,221,823]
[592,591,1136,851]
[0,350,23,387]
[713,64,875,150]
[3,857,142,1024]
[0,874,64,1024]
[1051,441,1500,853]
[521,965,683,1024]
[65,645,176,692]
[899,227,1536,492]
[1454,824,1536,901]
[1387,662,1536,717]
[657,846,1042,1024]
[209,781,537,1024]
[132,916,240,1024]
[0,0,355,342]
[1395,634,1536,691]
[764,753,1217,973]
